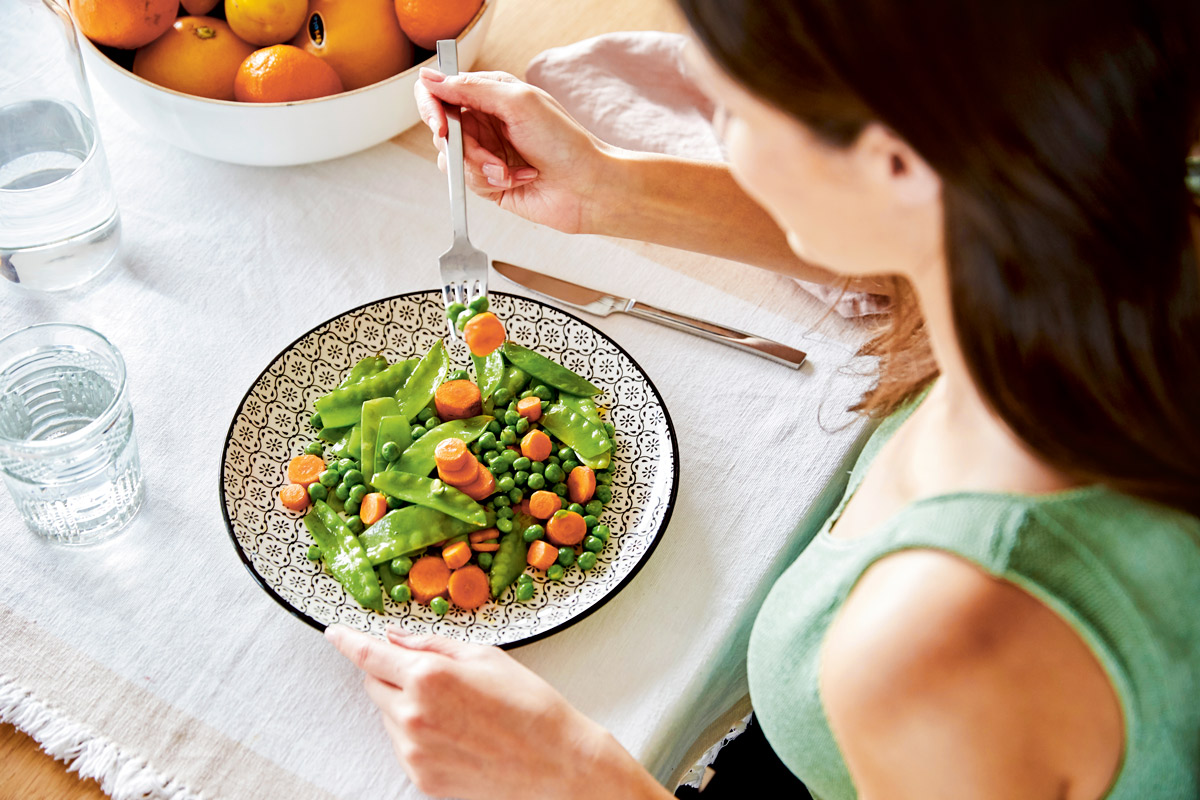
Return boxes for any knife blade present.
[492,260,807,369]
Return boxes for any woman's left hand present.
[325,624,654,800]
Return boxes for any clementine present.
[234,45,345,103]
[132,17,256,101]
[71,0,177,49]
[180,0,220,14]
[291,0,414,91]
[225,0,309,47]
[393,0,482,50]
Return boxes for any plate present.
[219,290,679,647]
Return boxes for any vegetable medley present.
[277,300,618,615]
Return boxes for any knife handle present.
[626,301,808,369]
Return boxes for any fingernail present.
[324,625,343,645]
[481,163,505,180]
[513,167,539,181]
[419,68,446,83]
[487,176,510,188]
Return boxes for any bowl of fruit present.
[73,0,495,166]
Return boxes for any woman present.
[325,0,1200,797]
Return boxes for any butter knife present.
[493,260,807,369]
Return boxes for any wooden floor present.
[0,723,109,800]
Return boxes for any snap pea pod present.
[338,355,389,390]
[360,397,402,484]
[315,359,417,428]
[318,423,356,455]
[360,505,483,564]
[376,414,412,472]
[541,404,612,459]
[558,394,613,469]
[346,425,362,460]
[502,342,600,396]
[473,350,505,404]
[488,517,531,599]
[307,501,384,612]
[370,471,487,526]
[396,341,449,422]
[394,416,493,476]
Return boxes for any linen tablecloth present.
[0,79,875,799]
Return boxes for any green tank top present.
[746,397,1200,800]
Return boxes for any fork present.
[435,39,489,338]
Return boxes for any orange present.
[180,0,220,14]
[71,0,177,49]
[393,0,482,50]
[292,0,414,91]
[234,45,345,103]
[225,0,309,47]
[132,17,256,101]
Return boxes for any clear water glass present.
[0,0,121,292]
[0,324,144,544]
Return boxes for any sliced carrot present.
[438,458,480,487]
[359,492,388,525]
[408,556,451,604]
[434,437,472,472]
[280,483,311,512]
[463,312,506,357]
[567,466,596,505]
[442,540,472,570]
[471,542,500,552]
[527,539,558,571]
[520,429,552,462]
[528,490,562,520]
[516,396,542,422]
[434,380,483,421]
[459,466,496,501]
[447,564,490,610]
[287,454,325,486]
[515,498,532,516]
[546,510,586,546]
[469,528,500,543]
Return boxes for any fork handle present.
[626,300,808,369]
[436,41,470,245]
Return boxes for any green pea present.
[547,454,561,465]
[504,410,520,426]
[508,400,519,413]
[523,524,544,543]
[335,483,351,500]
[492,387,513,406]
[585,499,604,516]
[592,524,610,543]
[343,469,364,487]
[304,440,324,456]
[454,309,475,332]
[583,514,598,529]
[411,426,426,440]
[515,581,535,602]
[307,544,321,560]
[519,389,534,399]
[512,456,531,472]
[553,484,568,498]
[448,369,470,382]
[499,428,517,445]
[493,495,511,508]
[425,416,441,429]
[530,461,545,475]
[604,422,616,436]
[552,509,570,520]
[477,552,494,571]
[387,495,403,509]
[515,417,530,434]
[347,516,365,535]
[390,584,412,603]
[483,449,502,466]
[568,503,585,515]
[336,458,355,473]
[496,506,514,520]
[595,485,612,503]
[349,484,368,503]
[391,556,413,576]
[492,457,511,475]
[497,475,515,493]
[344,497,360,515]
[446,302,467,322]
[543,464,564,483]
[508,488,523,503]
[517,572,533,585]
[556,547,575,567]
[547,565,565,582]
[497,517,514,533]
[380,441,400,462]
[596,470,613,484]
[308,482,328,501]
[527,473,546,490]
[533,385,554,401]
[478,432,498,451]
[310,412,323,430]
[417,407,434,423]
[318,469,339,487]
[513,470,529,487]
[430,597,449,615]
[466,295,488,314]
[584,535,603,552]
[577,551,597,571]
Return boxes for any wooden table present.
[2,0,861,794]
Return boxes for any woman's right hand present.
[414,69,612,235]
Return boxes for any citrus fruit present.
[393,0,482,50]
[180,0,220,14]
[132,17,256,101]
[234,45,345,102]
[70,0,177,49]
[291,0,414,91]
[225,0,309,46]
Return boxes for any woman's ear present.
[856,122,941,207]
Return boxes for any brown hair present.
[678,0,1200,514]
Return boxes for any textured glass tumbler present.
[0,323,143,544]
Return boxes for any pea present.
[335,483,351,500]
[344,497,360,515]
[515,582,535,602]
[556,547,575,567]
[391,556,413,576]
[390,584,412,603]
[592,524,610,543]
[430,597,449,615]
[604,422,616,436]
[387,495,403,509]
[448,369,470,382]
[512,456,531,472]
[306,544,321,561]
[411,426,426,440]
[337,458,355,473]
[515,418,530,434]
[349,484,368,503]
[519,389,534,399]
[563,460,580,473]
[552,509,570,520]
[478,432,498,451]
[446,302,467,322]
[343,469,364,487]
[533,385,554,401]
[553,484,568,498]
[513,470,529,487]
[492,457,511,475]
[547,455,561,466]
[310,412,323,430]
[304,440,324,456]
[547,565,565,582]
[543,464,565,483]
[508,488,523,503]
[497,517,514,533]
[417,407,434,423]
[483,449,502,466]
[318,469,339,487]
[584,535,603,552]
[308,482,328,501]
[585,500,604,516]
[596,470,613,484]
[517,572,533,585]
[530,461,545,475]
[493,495,511,508]
[595,485,613,503]
[477,552,494,571]
[347,516,365,535]
[504,410,520,426]
[582,514,598,529]
[378,441,399,462]
[507,400,519,413]
[523,524,545,543]
[568,503,585,515]
[493,387,513,406]
[577,551,598,571]
[425,416,442,429]
[496,506,514,520]
[499,428,517,445]
[496,475,515,493]
[527,473,546,490]
[455,309,475,332]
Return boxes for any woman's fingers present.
[417,68,538,124]
[326,624,432,687]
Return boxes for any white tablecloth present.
[0,81,874,799]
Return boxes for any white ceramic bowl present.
[78,2,496,166]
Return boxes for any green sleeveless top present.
[746,398,1200,800]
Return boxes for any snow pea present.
[488,520,530,599]
[376,414,411,474]
[370,471,487,526]
[315,359,417,428]
[473,350,505,412]
[360,397,402,483]
[541,404,612,460]
[394,415,493,476]
[318,424,357,460]
[359,505,482,564]
[502,342,600,396]
[306,501,383,612]
[338,355,389,389]
[396,341,450,422]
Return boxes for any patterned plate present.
[219,290,679,648]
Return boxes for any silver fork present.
[436,39,489,338]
